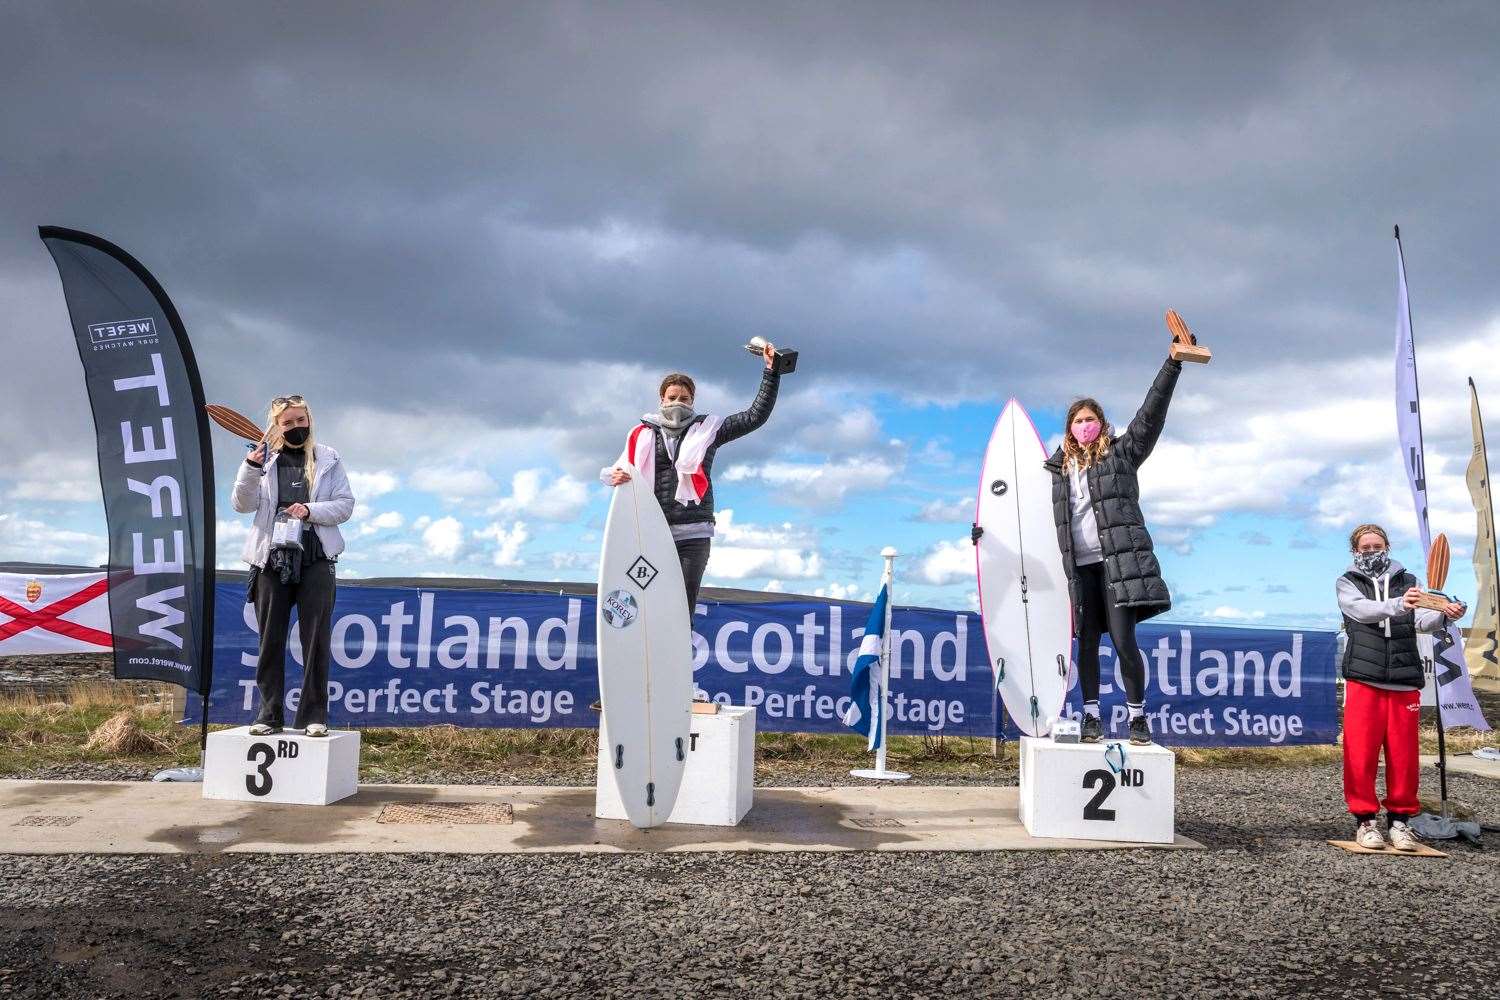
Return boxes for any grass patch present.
[0,684,1493,780]
[0,684,199,774]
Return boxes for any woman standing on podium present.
[232,395,355,737]
[975,336,1191,745]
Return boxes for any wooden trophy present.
[205,403,267,446]
[1165,309,1212,364]
[1409,533,1457,612]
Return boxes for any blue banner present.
[190,583,1339,746]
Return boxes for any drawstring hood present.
[1347,556,1409,639]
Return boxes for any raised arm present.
[715,368,781,446]
[1117,358,1182,467]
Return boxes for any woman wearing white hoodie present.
[1336,523,1464,851]
[232,395,356,737]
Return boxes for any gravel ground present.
[2,763,1497,1000]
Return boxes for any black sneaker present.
[1080,715,1102,743]
[1129,715,1152,745]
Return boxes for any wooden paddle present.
[205,403,266,444]
[1165,309,1212,364]
[1409,533,1456,611]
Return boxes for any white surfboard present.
[596,463,694,828]
[975,399,1072,737]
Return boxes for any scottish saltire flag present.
[841,584,889,750]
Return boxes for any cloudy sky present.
[3,1,1499,627]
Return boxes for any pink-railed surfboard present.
[975,399,1072,737]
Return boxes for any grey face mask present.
[1355,550,1391,578]
[659,403,695,430]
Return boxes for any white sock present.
[1083,701,1100,720]
[1127,703,1145,721]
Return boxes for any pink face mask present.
[1072,421,1102,445]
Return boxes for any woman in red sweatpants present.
[1336,524,1465,851]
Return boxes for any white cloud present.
[411,467,498,499]
[812,581,872,601]
[1206,606,1268,622]
[348,470,400,499]
[550,550,596,571]
[475,520,529,568]
[704,508,822,581]
[0,512,106,566]
[709,545,821,580]
[357,510,404,537]
[5,454,99,503]
[487,469,592,521]
[795,406,881,452]
[422,516,465,560]
[911,497,971,524]
[720,456,901,507]
[920,538,974,586]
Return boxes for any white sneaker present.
[248,722,282,736]
[1356,819,1388,850]
[1388,820,1422,852]
[304,723,328,738]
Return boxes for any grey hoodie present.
[1335,557,1446,636]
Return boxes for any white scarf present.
[608,415,725,506]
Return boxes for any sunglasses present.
[271,395,306,407]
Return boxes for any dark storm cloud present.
[3,0,1499,479]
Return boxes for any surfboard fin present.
[646,783,656,808]
[1057,653,1067,677]
[614,744,624,769]
[675,737,685,762]
[1030,695,1039,721]
[995,657,1005,682]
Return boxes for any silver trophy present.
[744,335,798,374]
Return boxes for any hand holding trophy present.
[745,335,798,374]
[1165,309,1212,364]
[1407,533,1466,617]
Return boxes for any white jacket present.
[231,443,355,568]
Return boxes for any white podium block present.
[203,726,360,806]
[1018,735,1175,845]
[595,707,756,826]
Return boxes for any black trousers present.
[675,537,711,614]
[252,559,337,728]
[1075,561,1146,706]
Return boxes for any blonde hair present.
[266,397,316,487]
[1062,397,1111,470]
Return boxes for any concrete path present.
[0,780,1201,855]
[1420,752,1500,781]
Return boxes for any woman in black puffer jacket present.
[1043,353,1183,745]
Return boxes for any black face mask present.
[282,426,310,447]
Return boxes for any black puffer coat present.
[646,369,780,528]
[1338,568,1424,688]
[1044,359,1181,629]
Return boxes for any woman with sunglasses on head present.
[974,342,1188,745]
[231,395,355,737]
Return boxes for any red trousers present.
[1342,680,1421,819]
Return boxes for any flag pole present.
[851,547,909,781]
[1396,224,1450,809]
